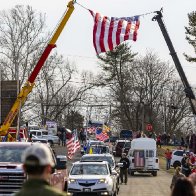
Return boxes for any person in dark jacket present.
[119,153,130,185]
[15,143,67,196]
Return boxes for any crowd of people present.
[170,167,196,196]
[169,150,196,196]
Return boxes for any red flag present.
[89,10,140,54]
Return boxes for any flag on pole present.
[96,127,109,141]
[66,130,81,160]
[89,10,140,54]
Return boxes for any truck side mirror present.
[55,155,67,170]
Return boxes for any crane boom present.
[152,11,196,115]
[0,0,75,140]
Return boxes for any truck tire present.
[152,171,157,176]
[173,161,181,168]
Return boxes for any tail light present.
[156,159,159,163]
[132,159,134,163]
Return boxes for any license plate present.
[83,188,91,192]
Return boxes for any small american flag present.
[96,127,109,141]
[134,150,145,167]
[89,10,140,54]
[66,130,80,160]
[87,126,96,134]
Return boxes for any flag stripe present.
[133,20,140,41]
[108,20,114,51]
[95,13,103,54]
[124,21,131,41]
[116,20,123,46]
[100,16,107,53]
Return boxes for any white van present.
[128,138,159,176]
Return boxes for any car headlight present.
[68,179,76,184]
[98,178,108,184]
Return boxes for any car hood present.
[69,175,108,180]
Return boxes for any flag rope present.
[75,1,159,18]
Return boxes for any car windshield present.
[0,146,28,163]
[87,146,110,154]
[124,142,131,148]
[71,164,108,175]
[90,141,104,145]
[81,156,115,167]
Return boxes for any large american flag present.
[134,150,145,167]
[66,130,80,160]
[89,10,140,54]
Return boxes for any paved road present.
[54,145,172,196]
[118,171,171,196]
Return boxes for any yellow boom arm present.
[0,1,75,140]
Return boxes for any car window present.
[146,150,154,157]
[0,146,29,162]
[71,164,108,175]
[173,151,184,156]
[37,132,42,136]
[124,142,131,148]
[81,156,115,167]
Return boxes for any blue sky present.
[2,0,196,85]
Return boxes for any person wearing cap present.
[119,153,130,185]
[15,143,67,196]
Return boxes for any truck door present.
[134,150,145,168]
[145,150,154,169]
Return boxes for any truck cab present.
[29,129,59,146]
[128,138,159,176]
[0,142,67,195]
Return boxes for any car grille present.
[78,182,96,187]
[0,172,26,194]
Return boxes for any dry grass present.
[158,146,176,175]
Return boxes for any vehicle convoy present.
[0,142,68,195]
[128,138,159,176]
[113,140,131,157]
[68,160,118,196]
[29,129,59,145]
[0,0,75,141]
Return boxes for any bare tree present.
[0,5,47,85]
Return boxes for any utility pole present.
[0,65,1,125]
[16,63,21,140]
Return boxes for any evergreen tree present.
[184,11,196,62]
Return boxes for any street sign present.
[146,124,153,131]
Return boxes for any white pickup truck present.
[29,129,60,146]
[128,138,159,176]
